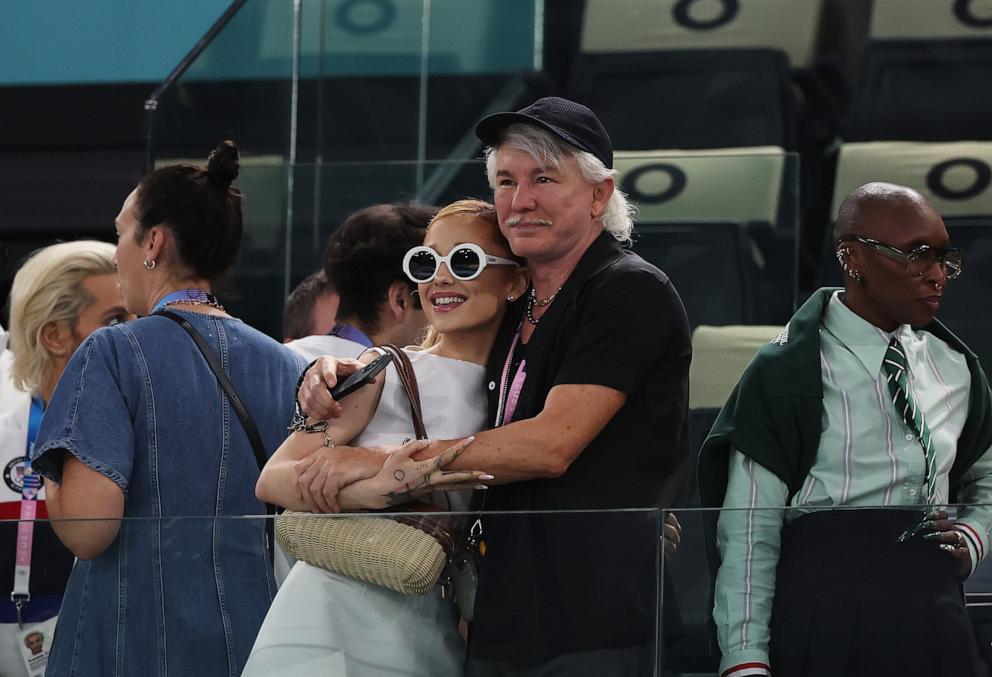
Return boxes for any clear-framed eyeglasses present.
[838,235,965,280]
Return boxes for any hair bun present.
[206,140,241,188]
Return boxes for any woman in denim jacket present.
[30,141,305,677]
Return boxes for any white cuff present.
[721,662,771,677]
[956,521,986,576]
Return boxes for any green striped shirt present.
[715,291,992,675]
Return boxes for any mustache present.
[505,216,553,227]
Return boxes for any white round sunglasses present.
[403,243,519,283]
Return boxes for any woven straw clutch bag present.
[275,511,448,595]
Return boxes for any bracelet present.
[322,431,335,448]
[287,405,330,434]
[289,359,322,433]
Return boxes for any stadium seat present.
[632,221,762,328]
[831,141,992,218]
[689,324,785,409]
[848,38,992,141]
[581,0,824,68]
[615,146,787,225]
[871,0,992,39]
[570,49,797,150]
[619,148,798,325]
[664,324,780,673]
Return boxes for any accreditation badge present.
[17,615,56,676]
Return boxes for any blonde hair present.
[419,199,521,349]
[8,241,117,393]
[484,123,636,244]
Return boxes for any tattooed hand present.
[337,437,493,511]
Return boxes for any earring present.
[507,295,516,302]
[849,269,864,286]
[143,259,156,270]
[835,247,851,270]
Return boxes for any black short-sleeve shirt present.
[471,232,692,663]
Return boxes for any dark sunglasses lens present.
[450,247,482,279]
[408,251,438,281]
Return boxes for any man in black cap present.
[298,97,691,675]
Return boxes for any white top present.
[0,397,44,502]
[353,348,486,512]
[244,348,488,677]
[0,350,29,416]
[285,334,367,362]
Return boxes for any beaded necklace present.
[150,289,225,315]
[524,286,563,326]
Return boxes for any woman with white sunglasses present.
[244,199,528,677]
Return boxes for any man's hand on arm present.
[297,356,369,420]
[292,444,389,513]
[411,383,626,483]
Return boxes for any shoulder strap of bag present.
[377,344,427,440]
[154,310,269,474]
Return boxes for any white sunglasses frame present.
[402,243,519,283]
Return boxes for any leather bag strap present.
[154,311,276,529]
[378,345,427,440]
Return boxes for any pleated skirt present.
[770,508,988,677]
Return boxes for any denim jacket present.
[32,311,304,677]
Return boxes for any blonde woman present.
[245,199,528,677]
[0,240,129,676]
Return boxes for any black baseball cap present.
[475,96,614,169]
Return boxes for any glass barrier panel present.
[18,503,992,676]
[307,0,541,166]
[659,505,992,676]
[145,156,292,337]
[5,509,661,676]
[147,0,297,164]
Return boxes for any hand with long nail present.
[921,510,973,578]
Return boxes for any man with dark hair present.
[701,182,992,677]
[286,203,433,361]
[281,271,339,343]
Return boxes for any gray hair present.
[484,123,635,244]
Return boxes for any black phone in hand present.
[329,352,393,401]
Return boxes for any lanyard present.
[495,324,527,426]
[149,288,219,315]
[328,323,373,348]
[11,396,44,626]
